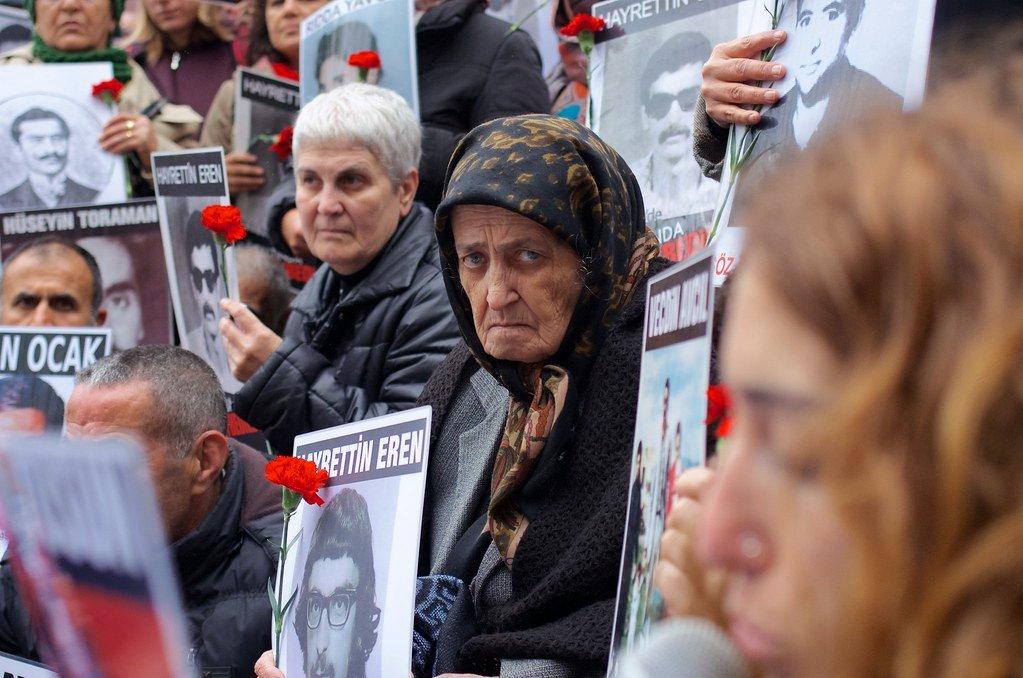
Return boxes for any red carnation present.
[559,13,605,37]
[265,456,328,507]
[347,50,382,70]
[91,79,124,104]
[200,204,247,245]
[268,125,294,162]
[705,384,733,438]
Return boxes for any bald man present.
[0,236,106,328]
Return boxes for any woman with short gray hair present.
[221,83,459,454]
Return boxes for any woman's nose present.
[697,444,769,575]
[483,269,519,310]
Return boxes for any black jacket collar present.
[416,0,484,34]
[173,448,244,587]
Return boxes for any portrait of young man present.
[315,22,379,95]
[0,107,100,211]
[633,32,720,222]
[294,487,380,678]
[182,209,233,386]
[758,0,901,160]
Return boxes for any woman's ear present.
[397,169,419,217]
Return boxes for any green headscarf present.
[25,0,133,83]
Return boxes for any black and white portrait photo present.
[158,194,241,393]
[735,0,936,199]
[593,2,736,229]
[0,200,174,351]
[315,21,379,94]
[280,409,431,677]
[294,488,380,678]
[0,64,129,211]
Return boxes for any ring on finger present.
[125,119,136,131]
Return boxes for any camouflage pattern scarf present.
[435,115,660,564]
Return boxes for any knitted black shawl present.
[418,257,673,674]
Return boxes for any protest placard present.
[152,147,242,394]
[0,199,172,350]
[0,6,31,54]
[711,0,937,245]
[277,407,432,678]
[591,0,736,252]
[0,437,195,678]
[607,249,715,674]
[0,64,129,212]
[0,650,56,678]
[0,326,112,434]
[299,0,419,111]
[233,69,300,241]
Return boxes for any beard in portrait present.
[184,209,231,382]
[295,487,380,678]
[0,107,100,211]
[633,32,719,221]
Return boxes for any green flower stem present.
[217,240,230,295]
[272,489,299,667]
[581,31,595,128]
[358,67,368,83]
[505,0,550,36]
[708,0,786,240]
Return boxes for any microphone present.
[615,618,750,678]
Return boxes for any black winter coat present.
[233,203,461,454]
[0,442,282,676]
[416,0,550,209]
[418,258,673,674]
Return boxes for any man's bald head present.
[1,237,105,327]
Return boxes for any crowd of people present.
[0,0,1021,676]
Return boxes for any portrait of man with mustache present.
[633,32,720,224]
[184,209,232,387]
[0,107,100,211]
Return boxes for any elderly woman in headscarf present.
[0,0,202,193]
[416,114,669,678]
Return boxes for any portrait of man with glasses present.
[633,31,720,224]
[183,209,233,387]
[294,487,380,678]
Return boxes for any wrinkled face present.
[1,251,95,327]
[792,0,849,96]
[643,61,702,167]
[452,205,583,364]
[142,0,199,36]
[304,556,360,678]
[65,383,194,540]
[79,238,143,350]
[698,261,853,676]
[265,0,328,64]
[16,118,69,177]
[34,0,116,52]
[190,243,223,338]
[295,141,414,276]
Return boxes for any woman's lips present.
[728,615,785,665]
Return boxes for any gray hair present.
[293,83,422,186]
[75,345,227,457]
[236,243,294,335]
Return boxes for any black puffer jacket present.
[0,442,281,675]
[416,0,550,209]
[233,202,461,453]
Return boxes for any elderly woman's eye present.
[519,250,541,263]
[461,252,485,268]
